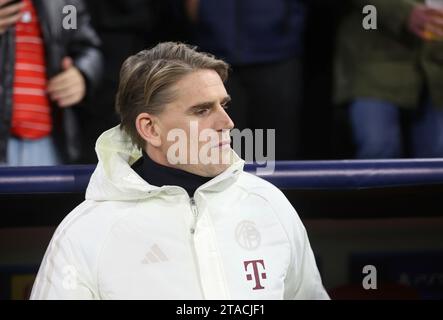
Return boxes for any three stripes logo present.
[141,244,168,264]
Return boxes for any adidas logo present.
[141,244,168,264]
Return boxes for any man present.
[334,0,443,158]
[31,42,329,299]
[0,0,102,165]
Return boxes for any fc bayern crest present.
[235,220,261,250]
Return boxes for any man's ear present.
[135,113,162,147]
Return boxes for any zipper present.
[189,197,199,234]
[189,196,205,298]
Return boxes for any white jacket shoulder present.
[237,172,301,225]
[30,200,133,299]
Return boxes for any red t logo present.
[244,259,266,290]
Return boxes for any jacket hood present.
[85,125,245,201]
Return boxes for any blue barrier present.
[0,165,94,193]
[1,159,443,194]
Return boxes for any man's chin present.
[166,148,234,177]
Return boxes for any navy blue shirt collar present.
[131,151,212,197]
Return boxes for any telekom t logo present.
[243,259,266,290]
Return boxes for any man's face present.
[154,69,235,177]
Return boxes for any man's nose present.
[216,105,235,131]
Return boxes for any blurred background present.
[1,0,443,300]
[2,0,443,165]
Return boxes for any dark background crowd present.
[1,0,443,165]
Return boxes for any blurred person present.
[185,0,306,160]
[0,0,103,166]
[334,0,443,159]
[30,42,329,300]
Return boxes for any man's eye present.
[196,108,210,116]
[222,103,230,110]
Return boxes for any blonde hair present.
[115,42,230,149]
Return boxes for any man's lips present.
[213,140,231,148]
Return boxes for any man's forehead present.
[172,69,228,107]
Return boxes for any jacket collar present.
[86,125,244,201]
[131,151,212,197]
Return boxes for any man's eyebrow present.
[188,95,231,112]
[221,95,232,105]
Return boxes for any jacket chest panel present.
[97,210,201,299]
[191,194,292,299]
[97,195,291,299]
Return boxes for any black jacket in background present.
[0,0,103,163]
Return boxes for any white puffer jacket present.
[30,126,329,300]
